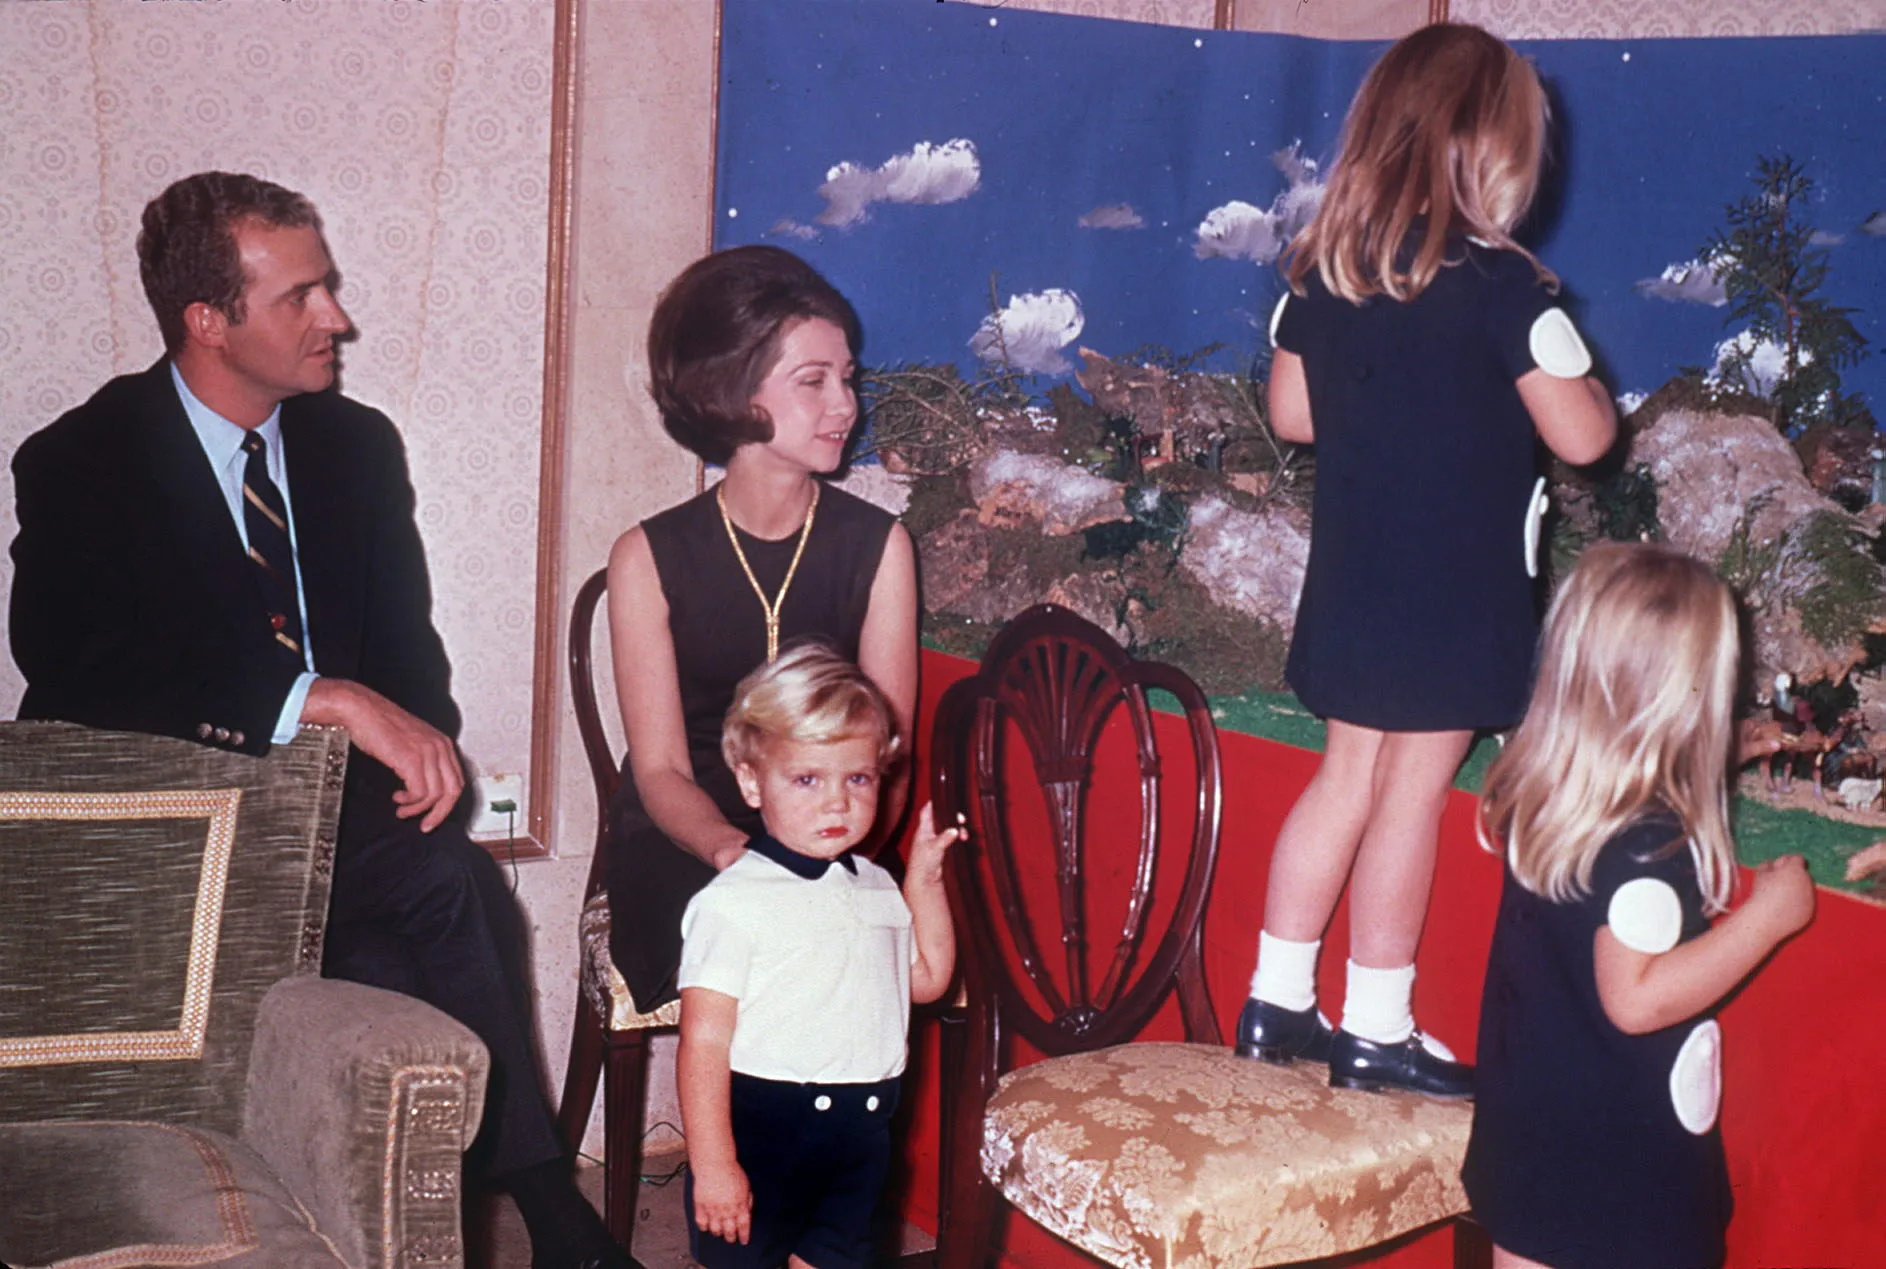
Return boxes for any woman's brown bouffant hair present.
[1284,23,1557,305]
[647,245,862,466]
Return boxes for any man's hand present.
[303,678,464,831]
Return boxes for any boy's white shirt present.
[679,847,914,1084]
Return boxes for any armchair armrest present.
[242,976,489,1269]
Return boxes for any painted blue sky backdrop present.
[713,0,1886,419]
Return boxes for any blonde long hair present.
[1478,544,1742,914]
[1284,23,1556,304]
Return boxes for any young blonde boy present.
[677,641,960,1269]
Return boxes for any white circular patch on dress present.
[1269,293,1290,348]
[1669,1019,1722,1134]
[1529,307,1593,378]
[1607,877,1683,954]
[1523,476,1548,579]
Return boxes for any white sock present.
[1249,931,1319,1012]
[1341,960,1415,1045]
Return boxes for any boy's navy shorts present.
[688,1073,903,1269]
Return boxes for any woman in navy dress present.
[1233,25,1617,1097]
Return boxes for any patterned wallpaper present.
[1451,0,1886,37]
[948,0,1219,24]
[955,0,1886,36]
[0,0,555,793]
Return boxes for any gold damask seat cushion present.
[578,891,681,1031]
[981,1042,1472,1269]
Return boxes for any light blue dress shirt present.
[170,363,317,744]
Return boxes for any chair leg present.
[933,1009,966,1237]
[1452,1215,1493,1269]
[602,1026,654,1250]
[558,990,605,1155]
[936,1170,999,1269]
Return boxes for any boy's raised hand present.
[692,1161,753,1245]
[907,802,965,884]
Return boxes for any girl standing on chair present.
[1464,543,1814,1268]
[1236,23,1616,1096]
[606,246,919,1015]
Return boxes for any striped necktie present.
[240,431,306,669]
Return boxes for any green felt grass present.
[929,646,1881,896]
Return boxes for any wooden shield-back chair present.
[930,604,1482,1269]
[556,567,681,1248]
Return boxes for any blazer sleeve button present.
[197,723,214,739]
[229,730,245,747]
[213,727,231,743]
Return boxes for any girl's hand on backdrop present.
[1746,854,1815,943]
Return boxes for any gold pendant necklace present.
[718,482,820,662]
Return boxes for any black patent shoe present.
[1233,997,1336,1065]
[1328,1029,1474,1099]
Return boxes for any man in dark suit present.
[10,172,627,1269]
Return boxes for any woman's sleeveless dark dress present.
[606,483,895,1011]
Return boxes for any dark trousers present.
[321,766,562,1178]
[689,1074,902,1269]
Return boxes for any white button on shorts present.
[814,1095,832,1111]
[866,1096,880,1111]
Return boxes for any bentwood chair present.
[556,567,681,1249]
[929,605,1484,1269]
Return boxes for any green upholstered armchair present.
[0,723,489,1269]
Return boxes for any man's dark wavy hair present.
[138,171,321,353]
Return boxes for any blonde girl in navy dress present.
[1237,24,1618,1095]
[1466,543,1815,1268]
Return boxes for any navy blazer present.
[10,360,459,760]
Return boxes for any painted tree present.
[1704,154,1869,432]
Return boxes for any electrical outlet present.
[469,772,525,838]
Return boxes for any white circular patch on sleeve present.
[1529,307,1593,378]
[1607,877,1683,954]
[1669,1019,1722,1134]
[1269,293,1290,348]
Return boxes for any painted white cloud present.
[1633,256,1730,306]
[1195,201,1283,263]
[1859,211,1886,237]
[816,138,981,228]
[769,218,819,241]
[1079,203,1145,230]
[1810,229,1846,247]
[969,288,1085,376]
[1706,328,1811,398]
[1194,142,1323,264]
